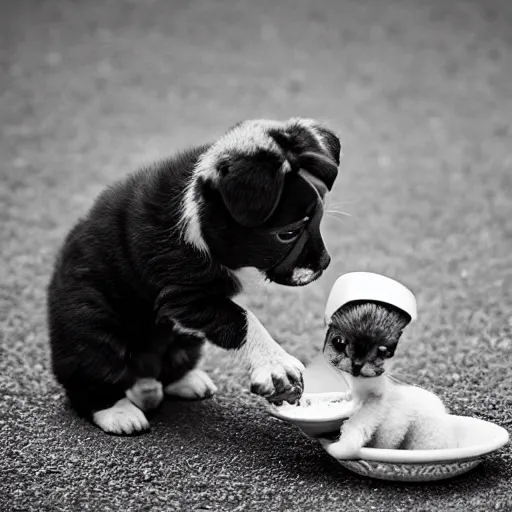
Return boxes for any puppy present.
[47,118,341,435]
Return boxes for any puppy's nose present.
[319,253,331,271]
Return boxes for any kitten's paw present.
[319,438,361,460]
[126,378,164,411]
[93,398,150,435]
[164,369,218,400]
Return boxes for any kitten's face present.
[322,303,407,378]
[323,327,396,378]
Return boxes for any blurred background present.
[1,1,511,511]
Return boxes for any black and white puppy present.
[47,118,340,435]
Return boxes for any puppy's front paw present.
[319,437,361,460]
[250,352,305,404]
[93,398,150,435]
[164,369,218,400]
[126,378,164,411]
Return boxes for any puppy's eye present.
[378,345,391,358]
[276,228,303,243]
[331,336,346,351]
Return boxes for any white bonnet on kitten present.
[324,272,418,326]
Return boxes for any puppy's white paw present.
[125,378,164,411]
[319,437,362,460]
[164,369,218,400]
[250,352,305,404]
[241,310,304,404]
[93,398,150,435]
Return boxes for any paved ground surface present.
[1,0,512,510]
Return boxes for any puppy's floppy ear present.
[217,151,288,227]
[296,152,338,191]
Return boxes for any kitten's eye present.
[378,345,391,358]
[332,336,346,351]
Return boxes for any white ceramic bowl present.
[271,356,509,482]
[321,415,509,481]
[268,392,358,438]
[325,272,418,324]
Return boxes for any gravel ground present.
[1,0,511,511]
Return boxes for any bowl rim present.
[268,391,357,424]
[346,415,510,463]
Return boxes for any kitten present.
[321,301,456,458]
